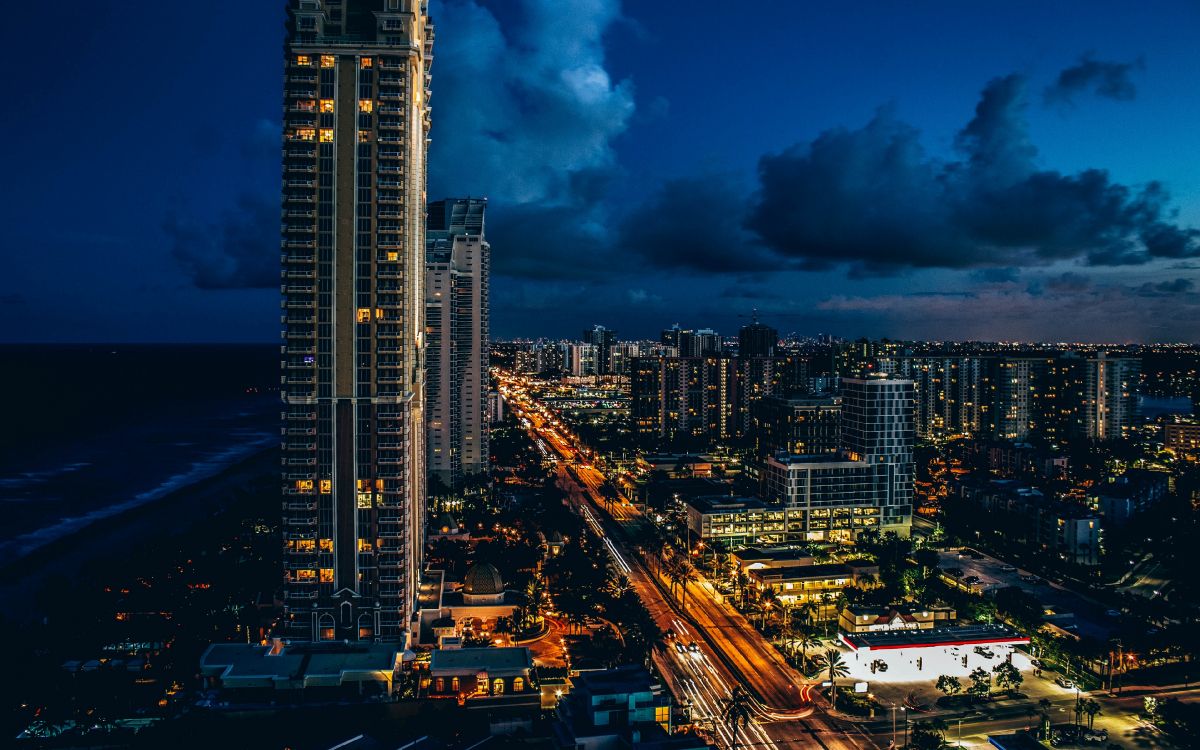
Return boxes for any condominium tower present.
[426,198,490,487]
[280,0,433,644]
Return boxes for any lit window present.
[297,99,316,112]
[358,626,372,639]
[320,55,335,68]
[295,55,311,66]
[318,538,333,552]
[387,251,399,261]
[319,479,332,494]
[358,130,372,143]
[359,99,374,113]
[360,57,373,68]
[357,308,372,323]
[435,678,444,692]
[357,492,374,509]
[375,308,384,320]
[320,99,334,113]
[319,128,334,142]
[296,539,316,552]
[513,677,525,692]
[358,539,374,552]
[292,128,316,141]
[493,678,505,694]
[297,569,317,581]
[296,479,314,492]
[451,677,460,692]
[320,627,335,641]
[319,568,334,583]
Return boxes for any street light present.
[901,706,908,749]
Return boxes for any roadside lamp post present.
[901,706,908,748]
[957,717,962,747]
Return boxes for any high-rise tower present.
[280,0,433,644]
[426,198,489,487]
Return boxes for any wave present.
[0,434,276,561]
[0,462,92,489]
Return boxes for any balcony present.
[378,179,402,188]
[288,73,318,83]
[284,254,316,264]
[286,502,318,511]
[378,91,405,101]
[377,210,402,219]
[286,591,319,600]
[285,193,315,204]
[286,179,316,188]
[285,516,318,526]
[378,105,404,114]
[286,427,317,435]
[286,210,316,218]
[284,270,316,280]
[285,376,316,385]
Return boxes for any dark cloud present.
[1044,55,1145,105]
[1043,271,1092,293]
[971,267,1020,284]
[620,176,775,273]
[739,74,1198,274]
[1137,277,1195,296]
[166,194,278,289]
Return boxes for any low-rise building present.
[1165,420,1200,456]
[552,665,708,750]
[199,640,403,700]
[748,563,864,618]
[685,496,787,548]
[427,647,535,703]
[957,479,1101,566]
[1094,469,1170,526]
[839,604,957,635]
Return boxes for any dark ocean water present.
[0,345,279,561]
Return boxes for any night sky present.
[4,1,1198,343]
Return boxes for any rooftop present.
[840,624,1030,652]
[429,647,532,673]
[749,563,853,582]
[687,496,768,513]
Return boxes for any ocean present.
[0,345,279,561]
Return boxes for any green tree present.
[909,720,947,750]
[816,649,851,710]
[967,666,992,701]
[1083,698,1102,729]
[992,661,1024,694]
[936,674,962,698]
[720,684,754,750]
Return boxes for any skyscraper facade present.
[426,198,490,487]
[738,321,778,358]
[581,325,617,374]
[280,0,433,644]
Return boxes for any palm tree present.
[794,600,818,628]
[1083,698,1102,729]
[676,558,698,610]
[1037,698,1053,739]
[719,684,754,750]
[816,649,851,710]
[758,587,780,628]
[795,628,821,670]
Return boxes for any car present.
[1056,677,1075,689]
[1021,574,1043,584]
[1030,658,1045,669]
[687,641,700,653]
[964,575,981,584]
[674,642,686,654]
[1105,609,1122,617]
[1000,564,1017,572]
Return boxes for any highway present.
[499,373,877,750]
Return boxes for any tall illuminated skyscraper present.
[280,0,433,644]
[426,198,490,487]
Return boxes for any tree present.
[936,674,962,698]
[908,721,947,750]
[816,649,851,710]
[992,661,1024,694]
[794,628,821,670]
[720,684,754,750]
[967,667,992,701]
[1083,698,1102,729]
[1038,698,1053,739]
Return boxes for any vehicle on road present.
[1021,574,1043,584]
[964,575,981,584]
[1105,609,1121,617]
[687,641,700,653]
[1000,564,1017,572]
[674,642,686,654]
[1055,677,1075,689]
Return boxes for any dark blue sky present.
[3,1,1197,343]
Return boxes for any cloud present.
[740,74,1199,274]
[166,194,278,289]
[971,267,1020,284]
[1137,277,1195,296]
[625,288,662,305]
[1044,54,1145,105]
[428,0,633,203]
[620,175,775,273]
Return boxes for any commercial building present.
[426,647,535,702]
[761,377,915,540]
[750,394,841,460]
[426,198,490,486]
[748,563,862,617]
[200,640,403,699]
[685,496,787,548]
[567,343,600,377]
[552,665,707,750]
[280,0,434,643]
[838,604,957,635]
[582,325,617,375]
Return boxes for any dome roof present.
[463,563,504,595]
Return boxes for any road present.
[499,374,877,750]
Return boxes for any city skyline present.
[3,1,1199,343]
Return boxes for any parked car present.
[1000,564,1017,572]
[687,641,700,653]
[1056,677,1075,689]
[964,575,981,584]
[1105,609,1121,617]
[1021,574,1043,584]
[674,642,686,654]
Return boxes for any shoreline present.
[0,447,279,622]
